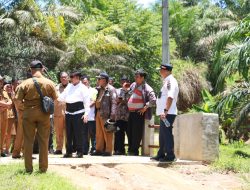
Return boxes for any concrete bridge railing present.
[143,113,219,162]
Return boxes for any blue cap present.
[157,63,173,70]
[96,72,109,79]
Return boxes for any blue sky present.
[137,0,157,7]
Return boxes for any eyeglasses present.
[97,78,105,80]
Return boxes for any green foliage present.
[211,15,250,92]
[212,142,250,173]
[192,89,217,113]
[0,163,78,190]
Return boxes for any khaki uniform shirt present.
[3,91,15,119]
[13,85,24,112]
[54,83,67,117]
[0,89,9,114]
[15,75,58,110]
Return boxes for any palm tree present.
[0,0,81,77]
[211,15,250,92]
[212,15,250,140]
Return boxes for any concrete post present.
[142,116,155,156]
[173,113,219,161]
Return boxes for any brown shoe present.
[12,155,22,159]
[102,152,112,156]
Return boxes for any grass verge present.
[212,141,250,173]
[0,163,78,190]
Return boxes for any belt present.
[66,102,84,113]
[129,110,140,113]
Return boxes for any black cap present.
[70,71,81,78]
[80,74,89,80]
[121,75,128,81]
[96,72,109,80]
[135,68,147,77]
[30,60,43,69]
[157,63,173,71]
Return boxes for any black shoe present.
[49,148,54,154]
[26,170,33,174]
[75,153,83,158]
[159,156,177,163]
[90,151,103,156]
[83,152,88,155]
[102,152,112,156]
[54,150,63,155]
[63,153,72,158]
[113,151,125,155]
[127,152,139,156]
[12,155,22,159]
[1,153,7,157]
[150,155,163,161]
[89,149,95,154]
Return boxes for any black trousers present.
[65,113,88,154]
[114,120,127,154]
[127,112,145,155]
[87,120,96,152]
[157,114,176,159]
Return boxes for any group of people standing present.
[0,60,179,173]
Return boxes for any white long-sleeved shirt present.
[58,82,90,115]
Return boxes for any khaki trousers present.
[5,118,16,153]
[0,111,8,153]
[95,111,113,154]
[12,111,24,157]
[54,115,65,151]
[23,108,50,172]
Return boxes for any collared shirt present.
[127,85,144,111]
[156,74,179,115]
[88,87,97,121]
[58,82,90,116]
[116,88,129,121]
[15,75,58,110]
[54,83,67,117]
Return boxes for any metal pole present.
[162,0,169,65]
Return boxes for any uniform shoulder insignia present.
[167,80,171,90]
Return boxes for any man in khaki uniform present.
[54,72,69,155]
[4,81,17,154]
[12,83,24,159]
[0,76,12,157]
[15,60,57,173]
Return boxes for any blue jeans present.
[157,114,176,159]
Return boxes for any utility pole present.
[162,0,169,65]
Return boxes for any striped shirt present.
[128,85,144,111]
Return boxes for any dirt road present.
[50,162,246,190]
[1,155,247,190]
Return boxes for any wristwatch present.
[164,109,168,112]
